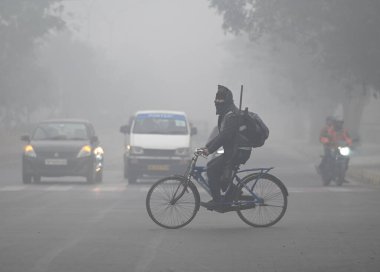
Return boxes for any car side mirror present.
[90,136,98,144]
[120,125,130,134]
[21,135,30,142]
[191,127,197,136]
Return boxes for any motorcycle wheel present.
[336,164,345,186]
[322,176,331,186]
[321,167,332,186]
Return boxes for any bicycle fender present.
[240,173,289,196]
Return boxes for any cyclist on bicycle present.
[201,85,250,210]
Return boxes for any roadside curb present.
[347,166,380,186]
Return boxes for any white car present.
[120,110,197,184]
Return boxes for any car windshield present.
[133,113,188,135]
[32,123,89,141]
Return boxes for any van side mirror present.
[120,125,130,134]
[191,127,197,136]
[21,135,30,142]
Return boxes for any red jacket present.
[320,126,352,147]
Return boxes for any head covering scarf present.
[215,85,234,115]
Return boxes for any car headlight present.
[175,147,190,156]
[77,145,92,158]
[24,145,36,157]
[93,146,104,159]
[129,146,144,155]
[338,146,350,156]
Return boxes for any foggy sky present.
[61,0,302,142]
[65,0,235,124]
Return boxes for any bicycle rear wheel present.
[146,176,200,229]
[236,173,288,227]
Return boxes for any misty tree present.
[0,0,65,127]
[38,31,102,118]
[209,0,380,142]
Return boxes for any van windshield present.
[133,113,188,135]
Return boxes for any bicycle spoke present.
[146,176,199,229]
[237,174,287,227]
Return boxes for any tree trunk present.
[342,83,371,144]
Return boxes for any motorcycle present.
[320,142,350,186]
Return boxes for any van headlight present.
[129,146,144,155]
[175,147,190,156]
[338,146,350,156]
[24,145,37,157]
[77,145,92,158]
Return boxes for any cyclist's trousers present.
[207,155,234,201]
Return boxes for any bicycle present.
[146,148,288,229]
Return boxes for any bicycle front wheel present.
[146,176,200,229]
[236,173,288,227]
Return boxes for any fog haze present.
[1,0,379,144]
[64,0,236,128]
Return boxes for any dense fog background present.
[1,0,379,145]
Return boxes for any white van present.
[120,110,197,184]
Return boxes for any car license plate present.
[45,159,68,166]
[147,164,169,171]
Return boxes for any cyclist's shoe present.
[200,200,218,210]
[200,200,226,211]
[224,184,239,202]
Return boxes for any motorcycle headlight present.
[175,147,190,156]
[338,146,350,156]
[217,148,224,154]
[24,145,36,157]
[77,145,92,158]
[129,146,144,155]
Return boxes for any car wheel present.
[86,168,96,184]
[96,170,103,183]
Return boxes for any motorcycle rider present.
[318,117,352,174]
[201,85,248,210]
[331,119,352,147]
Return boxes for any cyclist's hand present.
[201,148,209,156]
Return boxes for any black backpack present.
[239,108,269,148]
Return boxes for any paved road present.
[1,138,380,272]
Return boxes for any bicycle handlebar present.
[194,148,207,157]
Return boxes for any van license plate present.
[45,159,67,165]
[148,164,169,171]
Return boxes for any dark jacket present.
[206,104,240,159]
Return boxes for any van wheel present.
[86,168,96,184]
[128,170,138,185]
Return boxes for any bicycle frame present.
[147,149,288,228]
[184,150,274,204]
